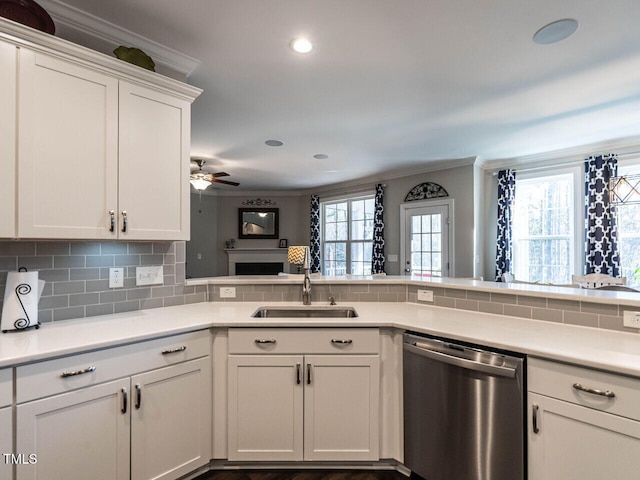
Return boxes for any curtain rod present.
[493,151,640,175]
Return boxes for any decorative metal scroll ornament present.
[242,198,277,206]
[404,182,449,202]
[14,283,32,330]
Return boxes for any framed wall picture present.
[279,239,288,248]
[238,208,279,239]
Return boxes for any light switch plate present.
[136,266,164,286]
[417,289,434,302]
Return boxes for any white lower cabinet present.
[15,331,212,480]
[17,378,130,480]
[528,357,640,480]
[227,328,380,462]
[1,368,13,480]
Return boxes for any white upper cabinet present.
[118,81,190,240]
[0,39,16,238]
[18,49,119,239]
[1,19,200,241]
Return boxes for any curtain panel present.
[495,169,516,281]
[372,184,385,274]
[309,195,321,273]
[584,154,620,276]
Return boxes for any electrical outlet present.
[417,289,434,302]
[220,287,236,298]
[109,268,124,289]
[623,311,640,328]
[136,266,163,286]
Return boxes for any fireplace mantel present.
[225,248,289,275]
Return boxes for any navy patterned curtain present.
[309,195,321,273]
[584,154,620,276]
[371,184,385,274]
[495,169,516,281]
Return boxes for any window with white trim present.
[321,195,375,275]
[617,161,640,287]
[512,168,581,284]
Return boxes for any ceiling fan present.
[190,159,240,190]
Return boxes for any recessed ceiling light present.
[533,19,579,45]
[313,154,329,160]
[265,140,284,147]
[290,38,313,54]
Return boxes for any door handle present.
[306,363,311,385]
[532,404,540,434]
[121,387,128,414]
[121,211,128,233]
[296,363,301,385]
[109,210,115,233]
[135,383,142,409]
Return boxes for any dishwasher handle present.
[404,341,517,378]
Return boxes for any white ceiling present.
[40,0,640,190]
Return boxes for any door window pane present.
[410,213,443,277]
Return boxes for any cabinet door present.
[118,81,190,241]
[228,355,304,461]
[16,378,130,480]
[0,39,16,238]
[130,358,211,480]
[0,406,12,480]
[529,392,640,480]
[17,49,119,239]
[304,355,380,461]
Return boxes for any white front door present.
[401,201,452,277]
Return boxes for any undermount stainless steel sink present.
[251,306,358,318]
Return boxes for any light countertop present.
[1,301,639,378]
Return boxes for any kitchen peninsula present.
[1,277,640,479]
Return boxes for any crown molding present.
[479,135,640,172]
[37,0,200,76]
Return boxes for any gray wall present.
[215,194,308,276]
[187,193,219,278]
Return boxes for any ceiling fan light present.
[190,177,212,190]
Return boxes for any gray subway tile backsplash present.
[0,240,203,324]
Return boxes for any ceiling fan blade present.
[212,172,230,178]
[213,178,240,186]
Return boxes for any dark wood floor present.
[194,469,410,480]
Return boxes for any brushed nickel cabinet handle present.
[161,346,187,355]
[109,210,115,233]
[254,339,277,344]
[121,388,128,414]
[331,339,353,345]
[60,365,96,378]
[121,211,128,233]
[573,382,616,398]
[135,384,142,409]
[532,404,540,434]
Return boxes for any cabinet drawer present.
[17,329,211,403]
[0,368,11,408]
[528,357,640,422]
[228,328,379,355]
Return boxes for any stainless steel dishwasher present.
[403,332,525,480]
